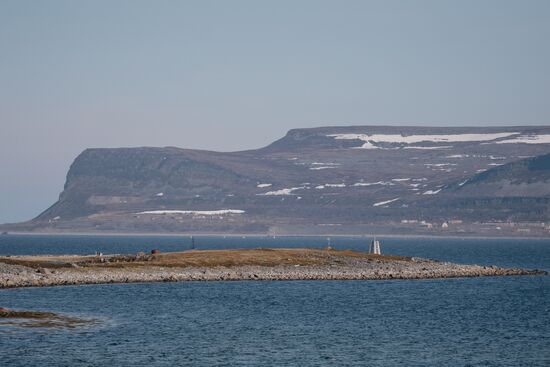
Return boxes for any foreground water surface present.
[1,235,549,366]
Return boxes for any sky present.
[1,0,549,223]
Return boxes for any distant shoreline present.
[1,230,548,241]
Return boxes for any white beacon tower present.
[369,236,381,255]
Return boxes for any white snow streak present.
[494,134,550,144]
[373,198,400,207]
[310,166,336,170]
[425,163,458,167]
[137,210,245,215]
[328,132,518,147]
[353,181,395,187]
[402,146,452,150]
[422,189,441,195]
[260,187,304,196]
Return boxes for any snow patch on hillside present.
[425,163,458,167]
[422,189,441,195]
[137,209,245,215]
[391,178,411,182]
[403,146,452,150]
[494,134,550,144]
[257,183,272,188]
[328,132,518,148]
[353,181,395,187]
[311,162,340,166]
[259,187,305,196]
[373,198,400,207]
[310,166,336,170]
[315,183,346,189]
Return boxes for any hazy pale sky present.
[1,0,549,223]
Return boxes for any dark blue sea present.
[1,235,549,366]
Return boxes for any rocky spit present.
[0,249,546,289]
[0,307,96,328]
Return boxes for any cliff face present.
[6,125,550,235]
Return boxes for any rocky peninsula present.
[0,248,546,288]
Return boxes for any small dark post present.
[191,235,195,250]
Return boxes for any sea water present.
[0,235,549,366]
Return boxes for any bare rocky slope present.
[2,125,550,236]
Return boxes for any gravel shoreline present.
[1,250,545,288]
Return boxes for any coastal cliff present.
[3,126,550,236]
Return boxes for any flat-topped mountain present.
[4,125,550,236]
